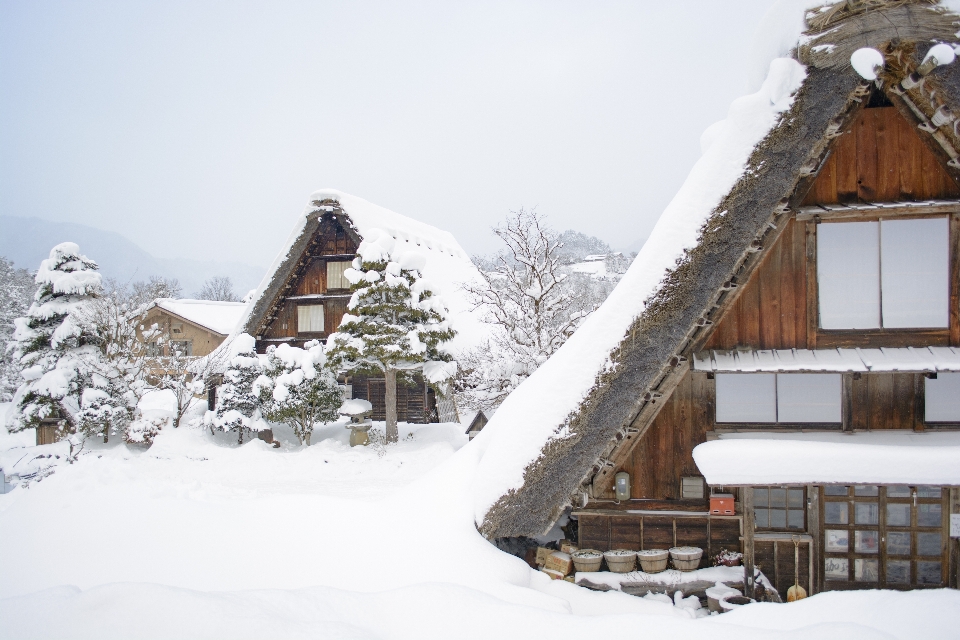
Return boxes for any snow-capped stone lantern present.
[339,399,373,447]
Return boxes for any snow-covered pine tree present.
[7,243,103,437]
[0,256,35,402]
[210,334,269,444]
[261,341,342,446]
[327,230,456,443]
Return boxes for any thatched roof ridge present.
[476,1,960,539]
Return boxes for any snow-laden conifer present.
[261,341,342,446]
[209,334,270,444]
[7,243,103,437]
[327,229,456,443]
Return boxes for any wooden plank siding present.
[620,371,710,500]
[801,106,960,205]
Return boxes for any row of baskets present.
[571,546,703,573]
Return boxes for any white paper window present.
[777,373,842,423]
[925,373,960,422]
[818,218,949,330]
[880,218,949,329]
[326,261,350,290]
[297,305,325,333]
[716,373,777,423]
[818,221,881,329]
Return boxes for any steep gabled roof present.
[472,0,960,539]
[232,189,489,355]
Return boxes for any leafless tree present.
[460,208,593,411]
[195,276,240,302]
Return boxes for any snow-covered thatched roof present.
[472,0,960,539]
[230,189,488,355]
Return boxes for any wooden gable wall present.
[802,106,960,205]
[259,217,357,345]
[706,105,960,352]
[593,102,960,501]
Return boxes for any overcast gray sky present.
[1,1,779,267]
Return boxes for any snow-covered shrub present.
[209,334,270,444]
[261,340,342,446]
[326,229,456,443]
[7,243,104,437]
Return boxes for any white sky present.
[0,1,780,267]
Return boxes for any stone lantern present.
[339,399,373,447]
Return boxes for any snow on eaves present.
[694,431,960,486]
[155,299,248,336]
[470,58,809,525]
[228,189,489,355]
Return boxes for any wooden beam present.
[795,201,960,221]
[807,485,820,595]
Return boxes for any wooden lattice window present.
[753,487,805,531]
[822,485,947,588]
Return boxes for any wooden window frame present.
[752,486,807,532]
[325,260,352,292]
[806,210,960,348]
[713,372,843,429]
[820,485,949,590]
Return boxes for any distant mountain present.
[0,216,266,296]
[619,234,648,256]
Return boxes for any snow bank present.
[154,299,248,335]
[694,431,960,486]
[0,409,957,638]
[471,58,808,524]
[233,189,489,355]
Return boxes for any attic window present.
[817,218,949,330]
[171,323,183,334]
[715,373,841,424]
[327,261,350,291]
[297,305,325,333]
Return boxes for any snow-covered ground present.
[0,403,957,639]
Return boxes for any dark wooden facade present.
[574,101,960,596]
[251,214,437,424]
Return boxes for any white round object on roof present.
[850,48,884,81]
[339,398,373,416]
[923,43,956,67]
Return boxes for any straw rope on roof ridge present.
[805,0,941,33]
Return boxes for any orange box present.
[710,494,735,515]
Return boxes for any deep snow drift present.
[0,403,957,639]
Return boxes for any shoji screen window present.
[297,305,325,333]
[715,373,841,424]
[326,261,350,291]
[817,218,949,329]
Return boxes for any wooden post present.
[742,486,757,596]
[384,368,398,443]
[807,485,821,595]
